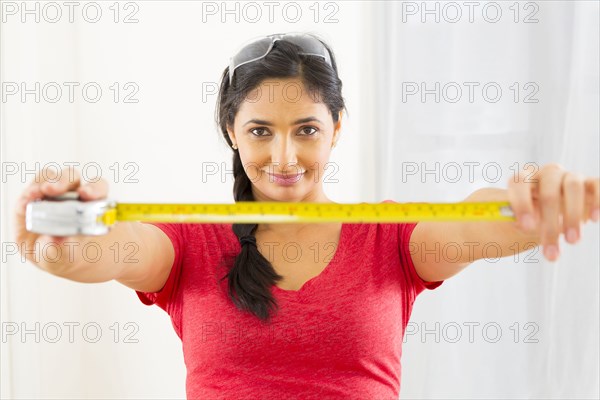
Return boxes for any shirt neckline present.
[272,222,348,298]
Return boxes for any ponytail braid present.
[224,149,284,322]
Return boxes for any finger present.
[562,172,584,244]
[77,178,109,201]
[507,164,537,232]
[38,167,81,197]
[538,165,565,261]
[585,178,600,222]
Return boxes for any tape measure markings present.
[97,201,515,225]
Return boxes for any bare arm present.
[42,221,175,293]
[409,188,540,282]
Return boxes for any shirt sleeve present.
[398,222,444,298]
[135,222,184,317]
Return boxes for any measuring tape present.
[25,192,515,236]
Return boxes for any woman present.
[15,32,600,399]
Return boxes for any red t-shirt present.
[136,200,444,399]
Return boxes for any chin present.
[261,187,306,202]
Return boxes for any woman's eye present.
[250,128,269,136]
[300,126,318,136]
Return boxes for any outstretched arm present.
[409,163,600,283]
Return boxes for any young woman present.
[15,33,599,399]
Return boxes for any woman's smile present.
[266,170,305,186]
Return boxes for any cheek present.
[240,143,270,161]
[307,148,332,178]
[237,152,260,179]
[238,147,262,167]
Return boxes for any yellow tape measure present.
[100,201,515,225]
[26,194,516,236]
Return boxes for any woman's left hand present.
[508,163,599,261]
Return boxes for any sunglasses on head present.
[228,32,333,86]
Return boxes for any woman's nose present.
[270,137,298,171]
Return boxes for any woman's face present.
[227,77,341,203]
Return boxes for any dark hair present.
[214,33,348,322]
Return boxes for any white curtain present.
[1,1,598,399]
[362,1,599,398]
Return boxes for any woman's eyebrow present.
[243,117,323,127]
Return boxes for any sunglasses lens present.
[284,35,325,55]
[231,37,273,71]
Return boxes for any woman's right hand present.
[14,166,109,267]
[13,165,176,290]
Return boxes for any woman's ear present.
[227,127,237,147]
[332,111,342,147]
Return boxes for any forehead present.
[236,78,330,122]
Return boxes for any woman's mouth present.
[266,171,305,186]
